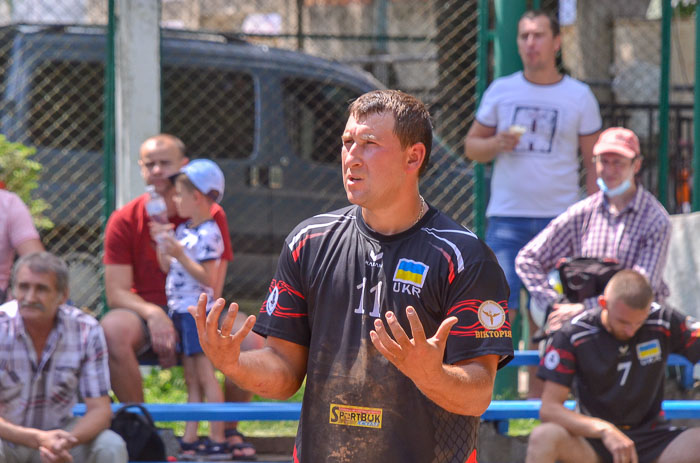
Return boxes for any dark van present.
[0,24,473,313]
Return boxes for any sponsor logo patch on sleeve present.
[265,286,279,315]
[544,349,560,370]
[478,300,506,330]
[329,403,382,429]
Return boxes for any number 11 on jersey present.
[355,277,382,318]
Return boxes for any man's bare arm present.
[539,380,637,462]
[69,396,113,444]
[15,238,44,256]
[190,295,308,400]
[464,121,520,164]
[0,416,77,455]
[579,131,600,195]
[104,263,176,357]
[105,264,165,319]
[370,307,498,416]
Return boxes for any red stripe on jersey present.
[292,231,329,261]
[293,445,299,463]
[434,245,455,284]
[447,300,480,317]
[544,346,575,362]
[556,364,575,374]
[465,448,477,463]
[273,303,308,318]
[278,280,305,300]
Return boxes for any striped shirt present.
[0,301,110,430]
[515,186,671,311]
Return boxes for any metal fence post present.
[104,0,116,219]
[694,6,700,212]
[491,0,526,400]
[658,0,671,209]
[494,0,525,77]
[102,0,117,313]
[474,0,489,240]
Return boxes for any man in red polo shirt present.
[101,134,259,458]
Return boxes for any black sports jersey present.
[254,205,513,463]
[539,304,700,428]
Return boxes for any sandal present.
[225,428,257,461]
[203,440,233,461]
[176,436,200,461]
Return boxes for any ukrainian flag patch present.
[393,259,429,288]
[636,339,662,366]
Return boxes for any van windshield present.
[28,60,104,151]
[282,78,361,165]
[163,65,255,160]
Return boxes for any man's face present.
[517,15,560,73]
[13,266,67,325]
[601,297,650,342]
[595,152,640,190]
[341,112,410,210]
[138,140,188,195]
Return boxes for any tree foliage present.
[0,135,53,229]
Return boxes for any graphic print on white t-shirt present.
[511,105,559,155]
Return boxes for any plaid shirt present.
[515,186,671,311]
[0,301,110,430]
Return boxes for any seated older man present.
[516,127,671,334]
[0,252,126,463]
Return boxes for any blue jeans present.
[486,216,554,311]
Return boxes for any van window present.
[162,66,254,159]
[282,78,358,165]
[28,60,104,150]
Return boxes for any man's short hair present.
[348,89,433,175]
[604,270,653,310]
[520,9,560,36]
[143,133,187,158]
[12,252,69,295]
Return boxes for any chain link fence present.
[0,1,108,312]
[0,0,695,314]
[558,0,696,212]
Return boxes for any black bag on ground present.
[556,257,624,303]
[110,403,166,461]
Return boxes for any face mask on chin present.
[597,177,631,198]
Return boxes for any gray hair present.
[12,252,69,294]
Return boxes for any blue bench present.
[481,399,700,434]
[509,350,696,390]
[93,351,696,439]
[78,400,700,463]
[73,399,700,429]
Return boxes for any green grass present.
[135,366,301,437]
[507,418,539,436]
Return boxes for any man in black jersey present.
[526,270,700,463]
[189,90,514,463]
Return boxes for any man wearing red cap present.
[515,127,671,332]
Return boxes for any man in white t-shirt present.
[464,9,602,341]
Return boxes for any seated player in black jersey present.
[526,269,700,463]
[187,89,514,463]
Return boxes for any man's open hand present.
[188,294,256,374]
[369,306,458,382]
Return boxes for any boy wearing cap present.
[156,159,228,457]
[515,127,671,333]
